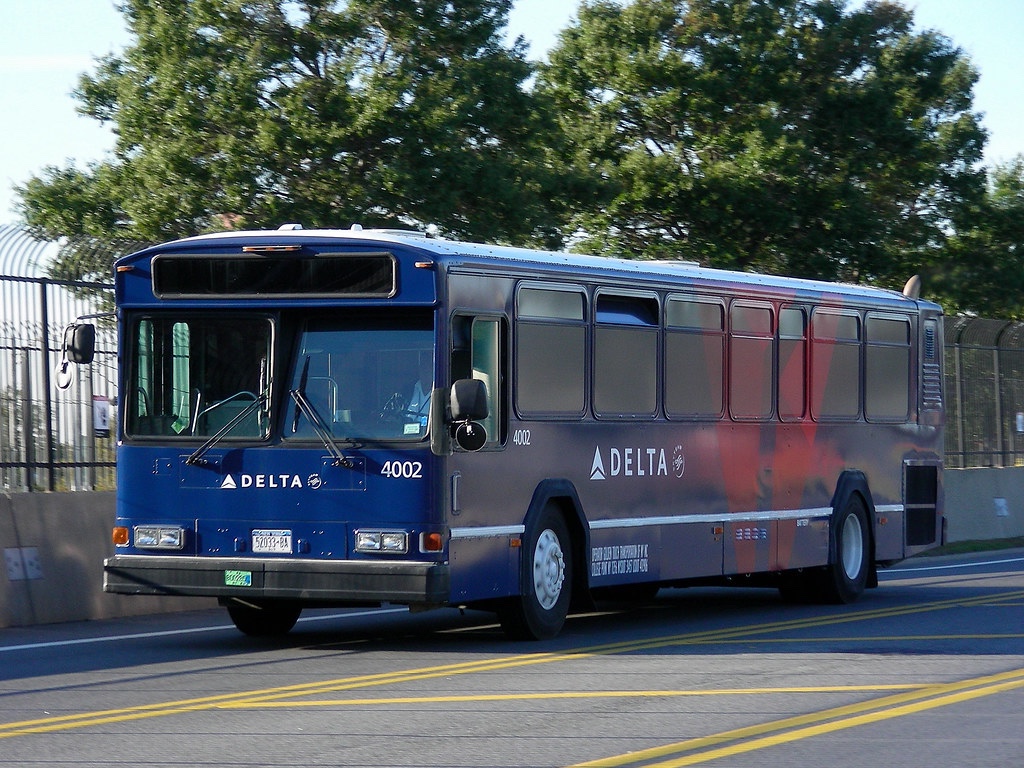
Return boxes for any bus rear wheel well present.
[830,471,877,572]
[781,474,876,604]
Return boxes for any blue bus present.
[62,226,944,639]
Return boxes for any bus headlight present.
[134,526,185,550]
[354,530,408,554]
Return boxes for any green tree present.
[539,0,987,289]
[936,157,1024,317]
[16,0,564,278]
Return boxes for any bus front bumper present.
[103,555,450,605]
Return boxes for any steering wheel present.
[378,392,411,424]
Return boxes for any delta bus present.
[61,225,944,639]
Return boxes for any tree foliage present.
[17,0,563,265]
[934,158,1024,317]
[538,0,987,290]
[13,0,1017,315]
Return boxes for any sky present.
[1,0,1021,225]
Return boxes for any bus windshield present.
[286,315,434,442]
[126,314,271,439]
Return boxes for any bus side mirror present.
[64,323,96,364]
[55,323,96,390]
[450,378,488,451]
[450,378,488,421]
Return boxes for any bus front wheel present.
[499,507,573,640]
[225,600,302,637]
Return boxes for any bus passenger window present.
[865,316,911,421]
[665,297,724,419]
[729,303,774,420]
[811,310,860,420]
[515,286,586,417]
[778,307,807,421]
[593,292,658,418]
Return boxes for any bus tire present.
[225,600,302,637]
[779,496,870,604]
[498,507,572,640]
[823,495,871,603]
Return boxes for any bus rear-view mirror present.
[450,378,488,451]
[450,378,488,421]
[54,323,96,390]
[64,323,96,364]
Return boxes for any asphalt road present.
[1,549,1022,767]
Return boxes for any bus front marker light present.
[420,532,444,552]
[112,527,130,546]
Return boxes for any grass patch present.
[913,536,1024,557]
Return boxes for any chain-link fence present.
[944,316,1024,468]
[2,225,1022,489]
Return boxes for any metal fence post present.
[19,346,33,491]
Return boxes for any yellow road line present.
[215,684,928,709]
[568,667,1024,768]
[2,588,1022,738]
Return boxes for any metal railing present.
[0,226,116,491]
[2,225,1023,489]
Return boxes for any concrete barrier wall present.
[2,467,1023,628]
[1,491,212,629]
[944,467,1024,543]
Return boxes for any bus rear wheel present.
[498,507,572,640]
[225,599,302,637]
[823,496,871,603]
[779,496,870,605]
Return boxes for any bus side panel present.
[588,527,662,584]
[774,517,830,571]
[448,535,518,604]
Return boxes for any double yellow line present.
[1,588,1022,742]
[568,667,1024,767]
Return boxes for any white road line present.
[885,555,1024,574]
[4,556,1021,652]
[0,607,406,653]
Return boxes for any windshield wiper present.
[185,390,268,467]
[290,355,354,469]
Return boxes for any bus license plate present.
[252,529,292,554]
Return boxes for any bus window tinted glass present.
[729,303,773,420]
[517,323,586,415]
[127,315,271,438]
[594,326,658,416]
[665,297,724,418]
[811,310,860,419]
[865,316,910,421]
[287,315,434,441]
[594,293,658,417]
[518,288,584,320]
[778,307,807,421]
